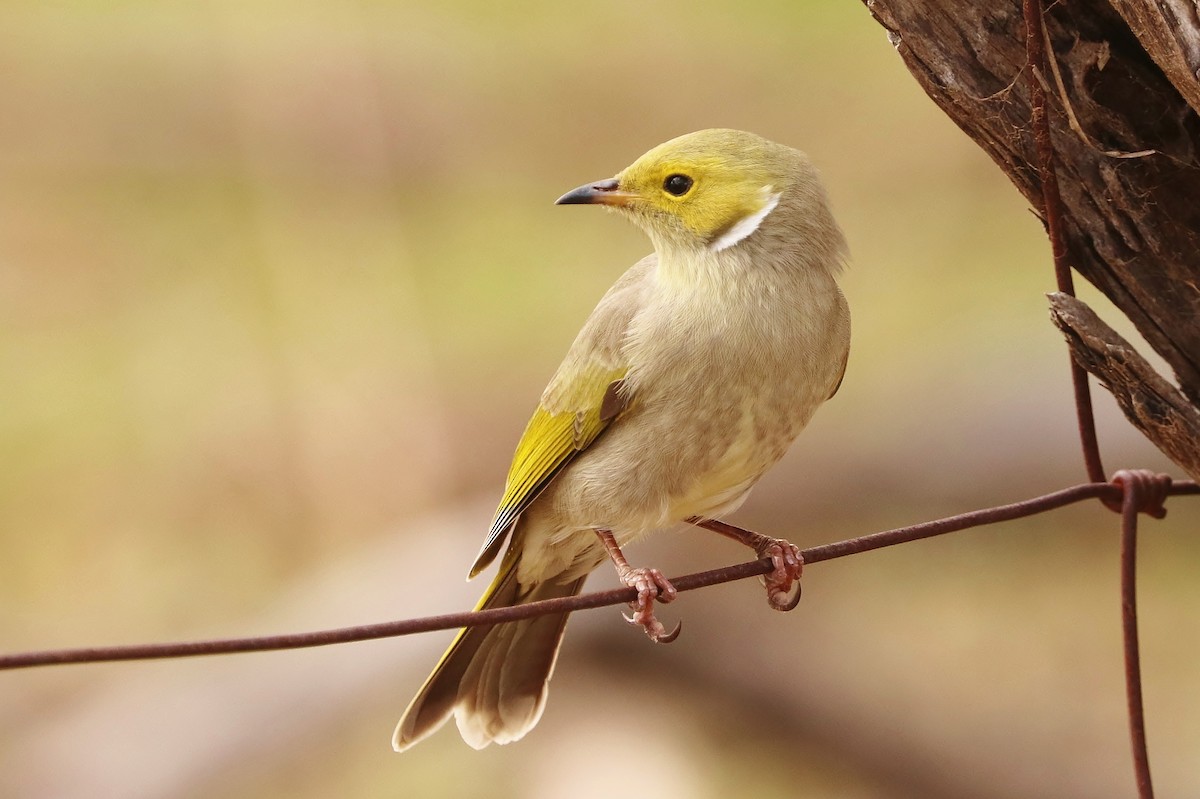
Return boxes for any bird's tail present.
[392,554,586,751]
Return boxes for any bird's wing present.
[468,369,628,578]
[467,255,655,578]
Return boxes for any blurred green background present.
[1,1,1196,797]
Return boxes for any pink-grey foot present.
[756,537,803,611]
[690,518,803,611]
[594,529,681,643]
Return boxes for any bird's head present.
[556,128,840,265]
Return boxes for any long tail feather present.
[393,560,585,751]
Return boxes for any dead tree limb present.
[1051,292,1200,480]
[862,0,1200,472]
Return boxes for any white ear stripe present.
[709,189,782,253]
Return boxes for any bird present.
[393,128,850,751]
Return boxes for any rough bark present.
[862,0,1200,472]
[1051,292,1200,480]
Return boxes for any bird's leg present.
[689,518,803,611]
[593,529,680,644]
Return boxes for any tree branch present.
[1050,292,1200,481]
[862,0,1200,407]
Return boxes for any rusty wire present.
[1113,469,1174,799]
[1022,0,1108,487]
[1,478,1195,672]
[1022,1,1174,795]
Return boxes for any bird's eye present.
[663,174,693,197]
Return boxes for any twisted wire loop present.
[1111,470,1171,520]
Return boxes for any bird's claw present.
[619,566,680,643]
[757,538,803,612]
[622,610,682,644]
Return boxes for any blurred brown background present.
[1,1,1196,797]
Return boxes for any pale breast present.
[549,273,848,539]
[514,253,849,585]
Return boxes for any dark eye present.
[663,173,693,196]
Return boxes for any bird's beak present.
[555,178,635,207]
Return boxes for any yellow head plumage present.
[557,128,829,258]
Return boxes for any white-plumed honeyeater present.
[393,128,850,751]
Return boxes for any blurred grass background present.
[1,1,1196,797]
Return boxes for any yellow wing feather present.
[468,366,628,578]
